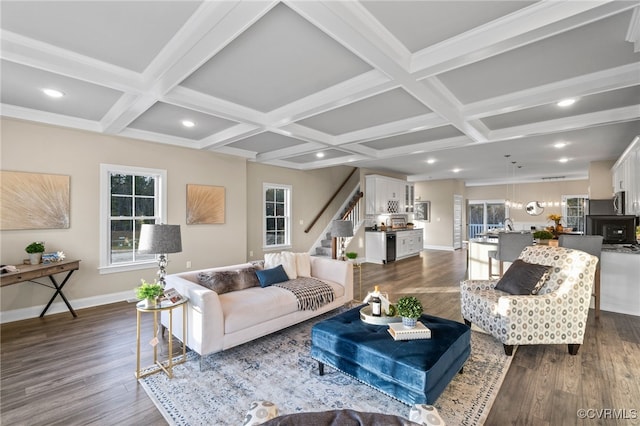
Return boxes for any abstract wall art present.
[186,184,225,225]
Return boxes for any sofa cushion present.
[264,252,297,279]
[256,265,290,287]
[495,259,551,295]
[239,267,261,288]
[295,252,311,277]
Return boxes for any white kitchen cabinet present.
[396,229,423,260]
[365,175,407,215]
[405,183,415,212]
[365,231,386,264]
[612,136,640,215]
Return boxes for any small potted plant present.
[25,241,45,265]
[533,230,554,245]
[135,279,164,308]
[396,296,423,328]
[345,252,358,262]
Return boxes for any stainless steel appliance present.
[386,233,396,263]
[613,191,625,215]
[588,199,615,215]
[586,215,637,244]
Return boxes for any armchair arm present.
[460,279,499,292]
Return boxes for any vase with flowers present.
[547,214,563,238]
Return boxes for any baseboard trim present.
[423,245,455,251]
[0,290,133,324]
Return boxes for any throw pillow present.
[255,265,290,288]
[295,252,311,277]
[264,251,297,279]
[495,259,551,295]
[197,270,240,295]
[243,400,278,426]
[409,404,445,426]
[238,267,261,289]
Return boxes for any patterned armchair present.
[460,245,598,356]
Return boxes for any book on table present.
[163,288,185,304]
[388,321,431,341]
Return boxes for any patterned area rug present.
[139,311,513,426]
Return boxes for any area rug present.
[139,312,513,426]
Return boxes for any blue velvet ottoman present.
[310,306,471,405]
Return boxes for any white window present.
[468,200,507,239]
[99,164,167,274]
[263,183,291,249]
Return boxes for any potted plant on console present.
[533,230,554,245]
[396,296,423,328]
[345,252,358,262]
[25,241,45,265]
[135,279,164,308]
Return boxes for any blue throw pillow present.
[255,264,290,288]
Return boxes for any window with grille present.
[263,183,291,249]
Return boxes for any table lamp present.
[138,224,182,287]
[331,220,353,260]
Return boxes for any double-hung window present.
[263,183,291,249]
[99,164,167,274]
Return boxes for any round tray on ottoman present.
[360,305,402,325]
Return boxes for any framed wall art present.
[415,201,430,222]
[0,171,70,230]
[186,184,225,224]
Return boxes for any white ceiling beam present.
[254,141,329,162]
[117,127,201,149]
[367,135,472,160]
[489,105,640,141]
[101,1,278,134]
[274,123,335,146]
[335,113,447,145]
[411,1,632,77]
[0,30,143,93]
[0,103,102,133]
[289,0,487,143]
[464,64,640,119]
[198,124,263,150]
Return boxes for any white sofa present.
[161,256,353,357]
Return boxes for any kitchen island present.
[467,238,640,317]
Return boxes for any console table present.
[0,259,80,318]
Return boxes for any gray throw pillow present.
[495,259,551,295]
[238,267,260,289]
[197,270,240,295]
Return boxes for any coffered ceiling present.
[1,1,639,185]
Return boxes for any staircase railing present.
[304,167,358,234]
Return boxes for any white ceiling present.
[1,1,639,186]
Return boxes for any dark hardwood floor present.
[2,249,639,425]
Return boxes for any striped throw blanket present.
[274,277,335,311]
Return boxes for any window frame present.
[562,194,588,233]
[467,199,508,239]
[263,183,292,250]
[99,164,167,274]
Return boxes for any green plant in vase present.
[345,252,358,261]
[396,296,423,328]
[25,241,45,265]
[135,279,164,307]
[533,230,554,244]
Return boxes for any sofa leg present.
[568,344,580,355]
[463,319,471,327]
[503,345,514,356]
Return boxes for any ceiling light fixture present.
[426,158,436,164]
[558,157,569,163]
[316,152,325,158]
[554,142,567,149]
[42,88,64,98]
[452,168,461,173]
[181,120,195,128]
[557,98,576,107]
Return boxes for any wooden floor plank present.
[2,249,639,425]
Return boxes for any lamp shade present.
[138,224,182,254]
[331,220,353,238]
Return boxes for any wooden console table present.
[0,259,81,318]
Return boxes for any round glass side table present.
[135,297,188,379]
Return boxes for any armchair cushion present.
[494,259,551,295]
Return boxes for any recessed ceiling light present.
[557,98,576,107]
[181,120,195,128]
[42,88,64,98]
[452,168,461,173]
[316,152,325,158]
[410,126,427,132]
[558,157,569,163]
[426,158,436,164]
[554,142,567,149]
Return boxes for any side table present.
[135,297,188,379]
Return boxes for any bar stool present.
[558,235,603,320]
[488,232,533,278]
